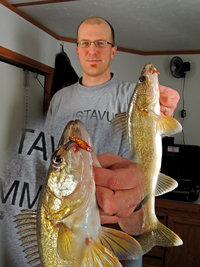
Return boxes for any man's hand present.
[93,153,143,224]
[159,85,180,116]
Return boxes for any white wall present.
[0,4,57,67]
[1,3,200,147]
[0,62,45,167]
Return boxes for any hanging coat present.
[51,51,79,99]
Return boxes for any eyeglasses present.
[77,40,115,48]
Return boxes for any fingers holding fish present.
[98,203,137,224]
[94,153,143,190]
[93,153,143,224]
[159,85,180,116]
[96,185,142,224]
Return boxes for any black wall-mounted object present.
[170,56,190,78]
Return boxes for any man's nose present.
[88,42,98,53]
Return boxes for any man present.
[46,17,179,266]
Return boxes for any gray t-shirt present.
[46,74,135,158]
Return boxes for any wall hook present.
[60,43,64,52]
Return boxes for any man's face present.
[76,22,117,82]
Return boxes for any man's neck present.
[81,73,112,87]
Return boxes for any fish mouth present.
[61,120,93,147]
[142,63,159,76]
[51,120,94,168]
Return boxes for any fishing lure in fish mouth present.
[152,68,160,75]
[69,136,94,152]
[51,137,93,167]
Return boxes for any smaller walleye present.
[14,120,142,267]
[111,64,183,255]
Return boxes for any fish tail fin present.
[98,226,143,260]
[137,220,183,254]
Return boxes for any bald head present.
[77,17,115,45]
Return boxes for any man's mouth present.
[87,60,101,63]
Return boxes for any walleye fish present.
[111,63,183,255]
[14,120,142,266]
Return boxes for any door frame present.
[0,46,54,114]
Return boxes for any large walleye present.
[14,120,142,266]
[112,63,183,255]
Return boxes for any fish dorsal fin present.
[155,173,178,196]
[158,116,182,136]
[110,112,127,136]
[83,238,123,267]
[98,226,143,260]
[14,209,41,267]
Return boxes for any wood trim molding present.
[2,0,200,55]
[12,0,78,8]
[116,46,200,56]
[0,46,54,114]
[58,36,77,44]
[142,50,200,56]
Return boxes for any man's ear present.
[111,46,117,60]
[76,47,80,60]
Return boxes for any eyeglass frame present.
[76,40,115,48]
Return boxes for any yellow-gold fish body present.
[15,120,143,266]
[112,63,183,255]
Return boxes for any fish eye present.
[139,75,146,82]
[69,136,74,141]
[87,147,93,152]
[51,151,63,167]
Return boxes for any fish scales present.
[112,63,183,255]
[15,120,143,266]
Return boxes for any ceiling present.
[4,0,200,54]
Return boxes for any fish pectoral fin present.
[141,108,160,122]
[110,112,127,136]
[83,237,122,267]
[158,116,182,136]
[97,226,143,260]
[155,173,178,196]
[137,220,183,255]
[57,223,73,260]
